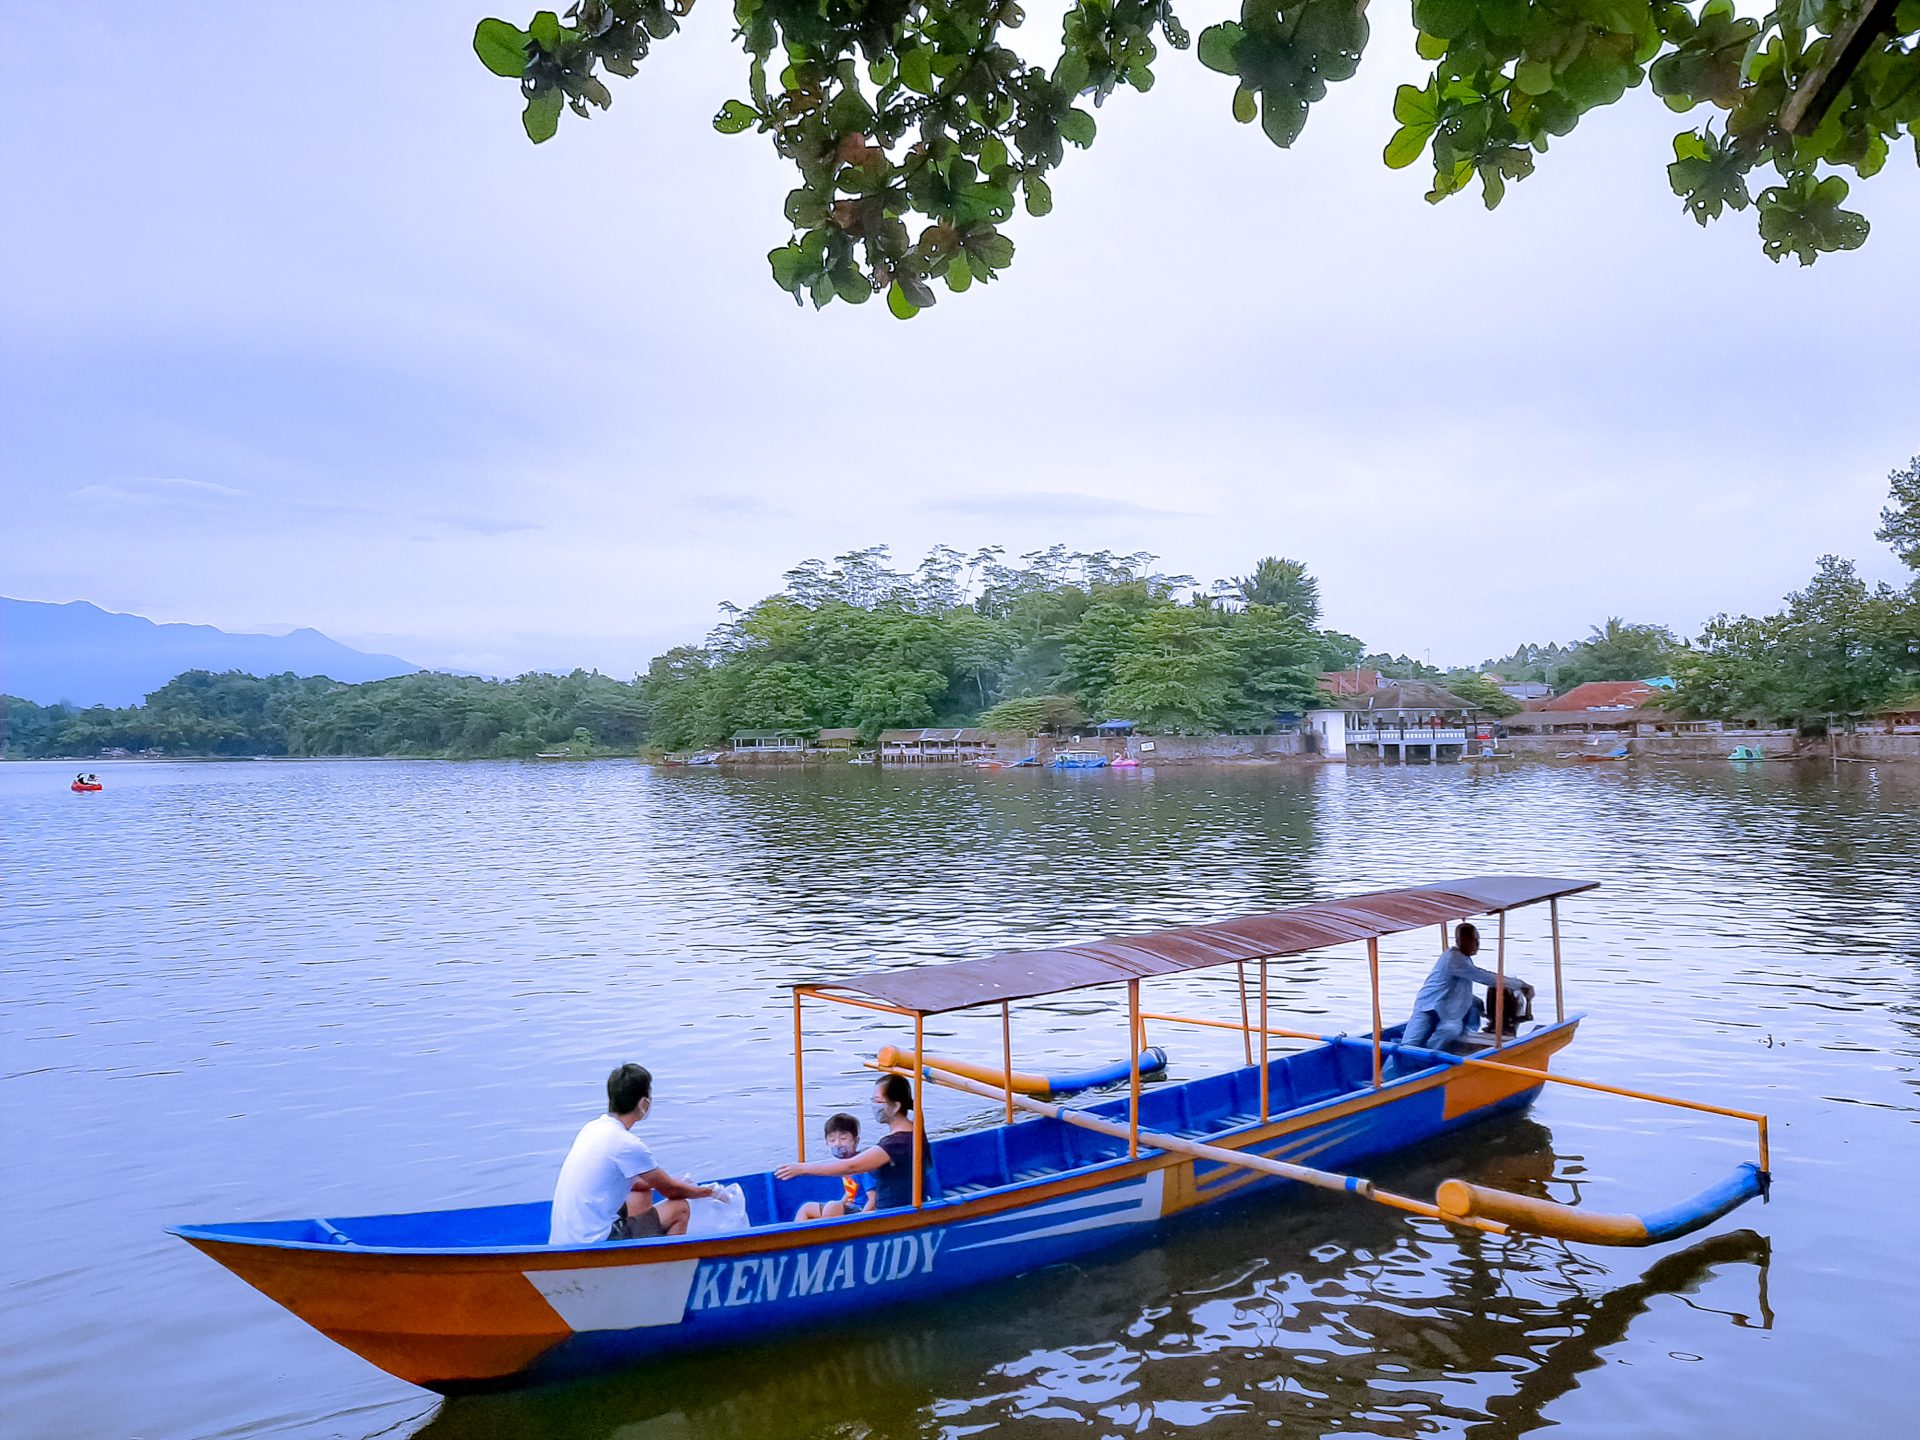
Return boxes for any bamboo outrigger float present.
[173,875,1770,1392]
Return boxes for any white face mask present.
[873,1103,892,1126]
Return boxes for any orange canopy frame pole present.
[792,989,807,1162]
[911,1011,926,1209]
[1236,962,1253,1065]
[1551,897,1565,1023]
[1259,959,1270,1122]
[797,987,920,1019]
[1000,1003,1015,1126]
[1127,980,1142,1158]
[1494,910,1508,1050]
[1367,936,1383,1088]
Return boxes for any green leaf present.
[1393,82,1439,127]
[1232,85,1257,124]
[887,282,921,319]
[980,138,1009,174]
[946,252,974,293]
[900,46,934,96]
[527,10,562,48]
[1383,122,1433,169]
[1414,31,1449,62]
[1411,0,1474,40]
[1024,174,1053,217]
[832,267,871,304]
[1054,48,1090,94]
[1479,164,1506,209]
[1059,109,1096,146]
[784,187,828,228]
[1261,92,1309,149]
[1514,60,1554,97]
[1197,23,1243,75]
[473,19,531,78]
[713,100,757,135]
[522,87,563,143]
[769,244,806,291]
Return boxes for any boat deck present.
[183,1028,1520,1254]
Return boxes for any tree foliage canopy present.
[473,0,1919,312]
[641,544,1346,744]
[1667,554,1918,719]
[1,669,650,761]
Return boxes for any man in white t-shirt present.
[548,1063,717,1246]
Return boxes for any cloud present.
[671,494,792,518]
[920,492,1195,520]
[64,475,539,539]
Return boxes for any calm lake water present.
[2,757,1916,1440]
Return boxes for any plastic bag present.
[685,1181,751,1235]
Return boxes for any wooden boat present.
[172,877,1770,1393]
[1565,746,1630,762]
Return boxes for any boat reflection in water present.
[412,1117,1772,1440]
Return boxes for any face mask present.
[873,1103,892,1126]
[826,1137,857,1158]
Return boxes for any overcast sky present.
[4,3,1914,678]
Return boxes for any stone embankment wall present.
[1126,733,1305,763]
[1837,733,1920,762]
[1488,731,1920,763]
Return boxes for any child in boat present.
[548,1063,718,1245]
[790,1113,874,1221]
[776,1075,928,1215]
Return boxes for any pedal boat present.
[173,876,1770,1393]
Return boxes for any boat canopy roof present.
[806,875,1597,1015]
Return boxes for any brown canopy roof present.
[806,876,1596,1014]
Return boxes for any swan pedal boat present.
[173,876,1770,1392]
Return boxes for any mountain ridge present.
[1,597,423,707]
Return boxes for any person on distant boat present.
[76,773,87,786]
[548,1063,717,1245]
[776,1075,927,1214]
[1392,923,1532,1071]
[789,1112,875,1222]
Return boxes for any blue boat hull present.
[174,1022,1578,1391]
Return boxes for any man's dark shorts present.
[607,1208,664,1241]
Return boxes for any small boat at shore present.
[173,876,1770,1393]
[1051,749,1110,769]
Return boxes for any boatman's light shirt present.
[1411,946,1516,1024]
[549,1113,656,1246]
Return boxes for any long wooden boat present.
[173,876,1770,1394]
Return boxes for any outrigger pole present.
[891,1056,1770,1250]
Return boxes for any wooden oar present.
[885,1054,1512,1237]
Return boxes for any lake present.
[2,757,1916,1440]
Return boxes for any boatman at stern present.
[1395,923,1533,1068]
[549,1063,716,1245]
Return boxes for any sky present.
[3,4,1915,679]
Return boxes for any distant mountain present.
[0,598,423,707]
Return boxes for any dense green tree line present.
[641,546,1353,746]
[1,669,648,760]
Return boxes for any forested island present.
[5,463,1917,761]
